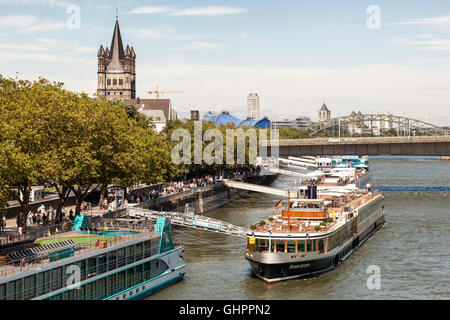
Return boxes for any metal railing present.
[261,135,450,146]
[0,228,159,279]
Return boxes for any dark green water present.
[149,159,450,300]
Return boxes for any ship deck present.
[251,191,381,236]
[0,228,160,280]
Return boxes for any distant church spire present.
[97,17,136,100]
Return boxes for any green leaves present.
[0,77,176,215]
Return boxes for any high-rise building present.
[190,110,200,121]
[97,18,136,100]
[247,93,260,120]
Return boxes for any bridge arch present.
[309,113,447,136]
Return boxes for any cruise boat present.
[244,182,384,283]
[0,216,185,300]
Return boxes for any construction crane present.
[148,85,183,99]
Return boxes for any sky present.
[0,0,449,125]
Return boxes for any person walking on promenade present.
[32,212,36,225]
[36,212,40,225]
[28,211,33,225]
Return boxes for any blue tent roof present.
[238,119,257,128]
[215,112,241,126]
[202,112,217,122]
[254,118,271,129]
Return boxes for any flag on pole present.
[275,200,282,208]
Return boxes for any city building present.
[97,18,136,100]
[125,98,175,121]
[318,103,331,121]
[247,93,260,120]
[139,109,166,133]
[272,117,312,129]
[190,110,200,121]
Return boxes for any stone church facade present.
[97,19,136,99]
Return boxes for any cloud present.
[387,14,450,28]
[240,32,248,40]
[127,5,246,17]
[0,0,70,8]
[170,6,246,16]
[135,27,201,41]
[0,43,46,51]
[0,15,37,28]
[181,41,224,50]
[392,35,450,51]
[0,15,65,33]
[127,6,172,15]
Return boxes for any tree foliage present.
[0,77,176,222]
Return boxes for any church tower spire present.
[97,17,136,100]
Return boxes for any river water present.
[149,158,450,300]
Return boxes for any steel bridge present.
[309,113,447,136]
[127,207,247,238]
[261,136,450,156]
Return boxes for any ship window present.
[38,271,50,295]
[8,279,22,300]
[76,260,86,281]
[24,275,36,300]
[287,241,296,253]
[0,284,5,300]
[52,267,63,291]
[318,239,325,253]
[117,271,126,291]
[88,257,97,277]
[298,241,305,253]
[98,277,107,299]
[108,250,117,271]
[136,243,143,260]
[143,240,151,258]
[127,268,135,287]
[127,245,135,264]
[135,264,143,284]
[118,248,126,267]
[98,254,107,274]
[306,240,312,252]
[143,262,151,280]
[108,274,117,296]
[74,284,85,300]
[276,242,285,253]
[86,281,97,300]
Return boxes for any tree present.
[0,77,62,226]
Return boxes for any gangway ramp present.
[223,179,356,197]
[128,207,247,238]
[223,179,290,197]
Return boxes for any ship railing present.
[0,228,157,279]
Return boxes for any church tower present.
[97,18,136,99]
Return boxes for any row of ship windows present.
[249,239,324,254]
[46,259,168,300]
[0,239,159,300]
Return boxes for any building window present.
[119,79,123,85]
[113,79,117,86]
[107,79,111,86]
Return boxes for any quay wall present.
[133,175,274,215]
